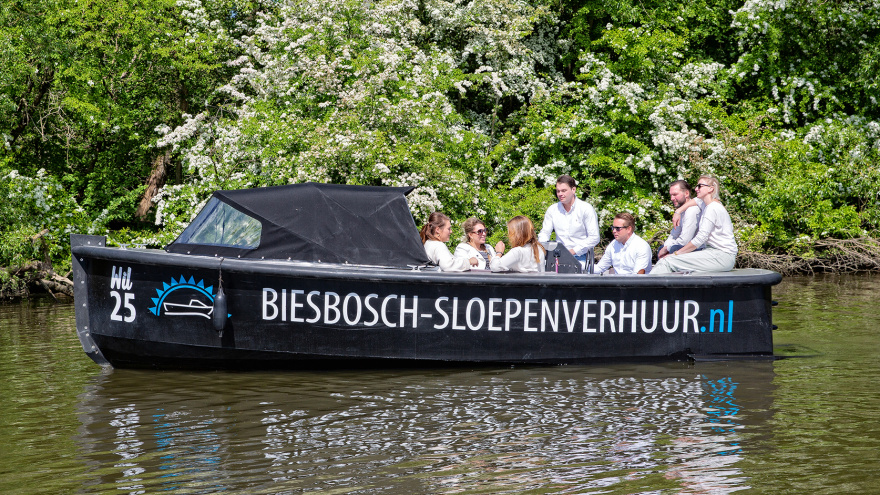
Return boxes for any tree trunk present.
[40,275,74,297]
[136,149,171,219]
[1,262,73,299]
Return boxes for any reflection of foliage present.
[5,0,880,284]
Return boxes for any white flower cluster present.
[671,63,726,99]
[0,168,94,237]
[797,115,880,168]
[510,159,567,187]
[521,49,734,192]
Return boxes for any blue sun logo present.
[149,276,215,319]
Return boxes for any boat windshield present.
[175,197,262,248]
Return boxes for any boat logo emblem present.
[149,276,217,319]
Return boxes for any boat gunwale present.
[73,244,782,289]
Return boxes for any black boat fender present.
[213,260,227,336]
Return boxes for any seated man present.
[657,180,701,259]
[594,212,652,275]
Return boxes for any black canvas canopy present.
[166,183,431,267]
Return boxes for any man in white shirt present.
[538,174,600,269]
[652,175,737,273]
[594,212,652,275]
[657,180,701,259]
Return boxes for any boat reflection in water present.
[74,362,774,493]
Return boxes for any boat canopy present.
[166,182,431,267]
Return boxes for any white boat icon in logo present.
[162,299,214,319]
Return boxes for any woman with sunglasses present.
[454,217,505,270]
[652,175,738,274]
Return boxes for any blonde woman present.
[489,216,546,273]
[652,175,737,273]
[420,212,474,271]
[454,217,505,270]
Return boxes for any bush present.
[0,166,94,273]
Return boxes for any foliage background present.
[3,0,880,278]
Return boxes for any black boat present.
[71,183,782,369]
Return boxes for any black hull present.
[72,235,781,370]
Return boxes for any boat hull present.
[72,235,781,369]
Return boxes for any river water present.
[1,274,878,494]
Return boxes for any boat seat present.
[541,242,591,274]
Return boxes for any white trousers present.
[652,247,736,274]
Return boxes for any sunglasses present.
[695,183,713,190]
[473,229,488,235]
[611,225,629,231]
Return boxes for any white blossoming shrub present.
[148,0,568,245]
[506,31,739,239]
[131,0,880,256]
[731,0,880,123]
[0,165,94,271]
[748,117,880,252]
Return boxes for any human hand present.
[469,257,479,266]
[672,211,681,227]
[569,248,576,255]
[494,241,505,255]
[658,246,669,259]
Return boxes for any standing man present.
[594,212,653,274]
[538,174,600,269]
[657,180,702,259]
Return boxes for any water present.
[1,274,879,494]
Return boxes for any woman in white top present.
[489,216,546,273]
[420,212,474,271]
[453,217,505,270]
[652,175,738,274]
